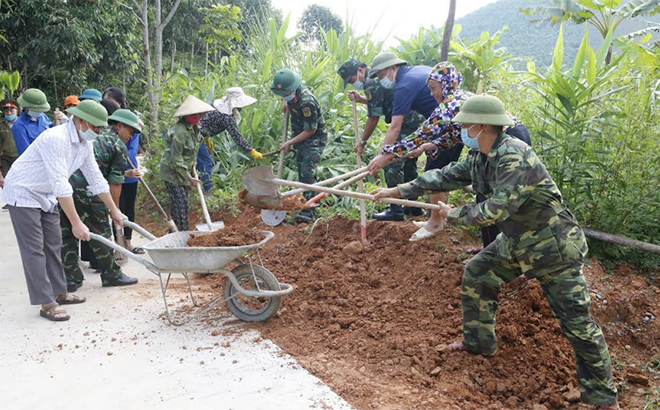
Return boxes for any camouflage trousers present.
[461,237,618,406]
[60,201,122,284]
[383,156,418,188]
[295,138,326,201]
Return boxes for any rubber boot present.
[372,205,404,221]
[295,208,316,224]
[404,206,424,217]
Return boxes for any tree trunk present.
[190,44,195,73]
[170,41,176,73]
[136,0,157,148]
[205,42,209,77]
[440,0,456,62]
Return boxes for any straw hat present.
[174,95,214,117]
[212,87,257,114]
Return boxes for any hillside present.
[456,0,660,68]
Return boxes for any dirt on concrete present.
[151,205,660,410]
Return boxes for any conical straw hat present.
[174,95,214,117]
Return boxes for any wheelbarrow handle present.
[88,232,159,271]
[271,178,444,210]
[123,220,158,241]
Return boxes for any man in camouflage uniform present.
[372,95,619,409]
[271,68,327,224]
[338,58,424,221]
[60,109,140,291]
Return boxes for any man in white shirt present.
[3,100,127,322]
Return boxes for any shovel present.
[243,166,442,211]
[193,167,224,232]
[258,166,369,226]
[125,154,178,233]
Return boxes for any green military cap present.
[17,88,50,112]
[368,52,408,78]
[453,94,514,126]
[108,109,142,132]
[337,58,363,87]
[66,100,109,127]
[270,69,301,96]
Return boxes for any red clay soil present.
[186,226,262,247]
[156,205,660,410]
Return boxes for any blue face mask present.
[461,126,481,150]
[380,76,395,89]
[77,125,99,142]
[27,110,41,119]
[4,114,17,122]
[282,93,295,102]
[352,80,364,90]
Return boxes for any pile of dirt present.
[187,226,262,247]
[238,189,308,211]
[186,209,659,409]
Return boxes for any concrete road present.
[0,193,354,410]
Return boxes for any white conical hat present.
[212,87,257,114]
[174,95,214,117]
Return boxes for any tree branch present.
[160,0,182,29]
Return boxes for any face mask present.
[4,114,17,122]
[461,126,482,150]
[184,115,201,126]
[282,93,295,102]
[352,80,364,90]
[380,68,397,89]
[78,124,98,142]
[27,110,41,119]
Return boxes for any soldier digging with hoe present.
[371,94,621,410]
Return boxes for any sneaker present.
[372,205,404,221]
[102,272,138,287]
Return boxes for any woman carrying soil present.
[159,95,215,231]
[371,94,620,410]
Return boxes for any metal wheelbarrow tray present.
[90,221,293,325]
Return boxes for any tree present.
[297,4,343,43]
[199,3,243,74]
[130,0,182,141]
[440,0,457,61]
[523,0,660,64]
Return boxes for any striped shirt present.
[2,120,109,212]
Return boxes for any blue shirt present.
[124,133,140,183]
[391,65,438,118]
[12,111,53,155]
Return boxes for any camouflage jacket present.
[0,119,18,158]
[398,132,587,275]
[70,128,127,204]
[364,78,424,137]
[159,119,202,186]
[287,85,326,146]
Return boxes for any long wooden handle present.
[352,100,368,244]
[192,167,213,231]
[583,228,660,255]
[271,178,441,210]
[125,154,172,224]
[305,170,370,205]
[277,111,289,179]
[282,166,369,198]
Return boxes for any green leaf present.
[552,23,564,73]
[586,47,596,86]
[595,23,615,69]
[572,25,589,78]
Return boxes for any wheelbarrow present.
[242,165,445,212]
[89,221,293,325]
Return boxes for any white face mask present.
[77,123,98,142]
[380,68,397,89]
[282,92,295,102]
[27,110,41,119]
[352,80,364,90]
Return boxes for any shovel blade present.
[242,166,280,197]
[195,221,225,232]
[261,210,287,226]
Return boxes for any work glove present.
[204,136,214,152]
[249,149,264,160]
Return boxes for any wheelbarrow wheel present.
[223,264,282,322]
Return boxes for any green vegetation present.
[1,1,659,267]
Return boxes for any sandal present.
[131,247,145,255]
[412,220,427,228]
[55,294,86,305]
[40,303,70,322]
[409,226,440,242]
[449,342,467,352]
